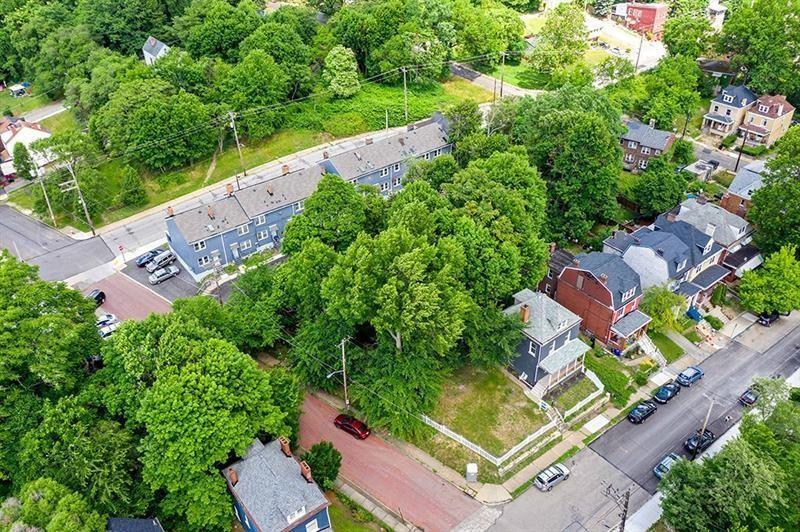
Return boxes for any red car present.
[334,414,371,440]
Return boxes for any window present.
[306,520,319,532]
[749,116,754,123]
[349,178,358,184]
[434,148,441,157]
[424,153,431,160]
[627,141,637,148]
[528,342,537,355]
[198,255,211,267]
[546,268,553,279]
[654,149,661,156]
[237,224,249,236]
[380,182,390,192]
[641,146,651,155]
[240,239,252,251]
[624,153,635,163]
[639,159,648,169]
[722,94,733,103]
[392,176,401,187]
[294,200,304,213]
[257,230,269,241]
[713,105,719,112]
[677,258,687,271]
[576,275,584,289]
[193,240,206,252]
[762,119,768,126]
[393,163,400,172]
[622,288,635,301]
[380,167,389,177]
[758,104,769,113]
[256,214,266,225]
[286,507,306,524]
[725,109,731,116]
[545,284,551,295]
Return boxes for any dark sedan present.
[739,388,758,406]
[627,400,658,424]
[757,311,779,327]
[135,248,164,267]
[653,381,681,404]
[684,429,716,456]
[334,414,371,440]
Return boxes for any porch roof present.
[739,124,768,135]
[703,113,733,125]
[678,281,702,297]
[691,264,730,290]
[539,339,590,374]
[610,310,651,338]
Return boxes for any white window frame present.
[237,224,249,236]
[240,239,252,251]
[392,176,401,187]
[723,94,733,103]
[639,159,648,169]
[256,214,266,225]
[641,146,651,155]
[193,240,206,252]
[546,267,553,279]
[654,149,661,156]
[380,167,389,177]
[198,255,211,267]
[713,105,719,112]
[622,288,635,301]
[624,153,635,163]
[725,109,731,116]
[545,283,551,295]
[306,520,319,532]
[393,163,400,172]
[257,230,269,241]
[424,153,431,160]
[294,200,304,213]
[677,259,687,271]
[627,141,637,148]
[758,104,769,113]
[380,182,390,192]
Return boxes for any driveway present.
[80,273,172,321]
[299,394,481,532]
[122,259,199,302]
[0,205,114,280]
[22,100,66,123]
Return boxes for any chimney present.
[520,304,531,323]
[322,150,329,159]
[599,273,608,284]
[365,138,373,145]
[778,103,784,115]
[267,184,273,196]
[228,468,238,486]
[166,206,174,217]
[648,118,656,128]
[300,460,313,483]
[572,258,580,267]
[278,436,291,457]
[226,183,234,196]
[281,164,290,175]
[666,212,676,222]
[207,205,215,219]
[549,242,557,253]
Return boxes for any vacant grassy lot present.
[0,85,51,116]
[39,110,81,134]
[327,491,388,532]
[549,375,599,413]
[673,97,711,139]
[649,331,684,363]
[585,351,634,408]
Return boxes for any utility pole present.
[60,161,95,236]
[340,337,350,410]
[37,170,57,228]
[499,51,506,99]
[734,130,747,172]
[385,109,389,132]
[211,253,223,304]
[601,482,632,532]
[619,490,630,532]
[634,33,644,71]
[401,67,409,122]
[228,111,246,190]
[693,395,715,460]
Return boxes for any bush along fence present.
[563,369,606,419]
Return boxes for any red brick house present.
[620,120,676,172]
[556,252,651,352]
[625,3,669,40]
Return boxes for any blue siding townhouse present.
[223,438,331,532]
[166,114,451,279]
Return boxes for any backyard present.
[0,84,50,117]
[327,491,389,532]
[673,97,712,139]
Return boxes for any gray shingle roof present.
[235,165,326,218]
[572,252,642,309]
[712,85,757,108]
[653,217,723,271]
[106,518,164,532]
[223,440,328,532]
[674,198,749,247]
[728,160,766,200]
[690,264,729,289]
[142,36,168,56]
[326,120,449,179]
[171,195,249,244]
[621,120,674,151]
[538,339,591,374]
[504,290,581,344]
[629,227,693,279]
[703,113,733,124]
[610,309,651,338]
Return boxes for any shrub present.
[721,134,738,148]
[711,284,727,306]
[634,371,649,386]
[790,387,800,403]
[740,144,767,157]
[704,315,723,330]
[585,353,633,407]
[302,441,341,490]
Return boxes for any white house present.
[0,118,52,178]
[142,36,170,65]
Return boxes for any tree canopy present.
[739,246,800,315]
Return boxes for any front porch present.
[702,113,734,136]
[738,124,769,146]
[684,264,730,307]
[608,309,652,353]
[519,340,591,401]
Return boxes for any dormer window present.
[722,94,733,103]
[704,241,712,254]
[621,288,635,301]
[758,104,769,113]
[677,259,687,271]
[286,506,307,524]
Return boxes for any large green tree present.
[739,246,800,315]
[640,285,686,332]
[527,3,587,74]
[663,15,712,59]
[322,45,360,98]
[633,157,689,216]
[12,142,35,180]
[2,478,105,532]
[641,55,702,129]
[76,0,165,54]
[239,21,312,97]
[175,0,262,61]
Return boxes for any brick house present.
[720,160,766,217]
[739,95,795,147]
[624,3,669,40]
[555,252,651,352]
[702,85,757,138]
[620,120,676,172]
[537,245,575,297]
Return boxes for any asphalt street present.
[590,325,800,496]
[692,141,753,172]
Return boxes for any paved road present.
[80,273,172,321]
[691,140,754,172]
[22,100,66,123]
[122,258,199,302]
[591,325,800,495]
[0,205,114,280]
[449,63,543,98]
[299,394,481,532]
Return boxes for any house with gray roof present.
[165,114,452,280]
[142,36,169,65]
[223,438,330,532]
[672,198,753,251]
[720,159,766,217]
[106,518,164,532]
[504,289,590,395]
[702,85,757,138]
[620,120,675,172]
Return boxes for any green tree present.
[12,142,35,180]
[593,56,635,86]
[225,268,282,351]
[670,139,694,166]
[527,3,587,74]
[452,0,524,67]
[640,285,686,332]
[368,30,448,84]
[175,0,262,61]
[453,132,510,167]
[445,100,482,143]
[634,157,689,216]
[76,0,165,54]
[663,15,712,58]
[641,55,702,129]
[277,239,339,321]
[151,48,215,99]
[239,21,312,97]
[302,441,342,490]
[739,246,800,315]
[11,478,105,532]
[118,165,147,207]
[31,25,98,99]
[593,0,614,17]
[322,45,360,98]
[310,0,343,16]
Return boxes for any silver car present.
[534,463,570,492]
[146,250,176,273]
[654,452,681,480]
[148,265,180,285]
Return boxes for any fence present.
[420,414,557,468]
[563,369,606,419]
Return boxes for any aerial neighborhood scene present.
[2,0,800,531]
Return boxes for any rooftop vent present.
[282,164,289,175]
[365,138,373,145]
[207,205,215,219]
[323,150,329,159]
[226,183,234,196]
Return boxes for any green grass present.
[0,84,53,117]
[619,170,640,202]
[585,48,611,66]
[550,376,599,413]
[713,171,735,188]
[39,110,81,134]
[673,97,711,139]
[555,445,581,465]
[521,13,546,35]
[684,330,702,344]
[649,332,684,364]
[328,490,388,532]
[585,350,634,408]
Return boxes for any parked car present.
[98,321,121,339]
[757,311,779,327]
[684,429,716,456]
[87,289,105,306]
[653,453,681,480]
[148,265,180,285]
[95,313,118,327]
[334,414,371,440]
[135,248,164,267]
[676,366,704,387]
[145,250,176,273]
[653,381,681,404]
[534,463,570,492]
[627,400,658,424]
[739,388,758,406]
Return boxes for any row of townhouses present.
[165,114,451,279]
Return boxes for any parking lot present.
[83,273,172,321]
[122,254,199,302]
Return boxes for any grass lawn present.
[327,491,388,532]
[674,97,711,139]
[585,48,611,66]
[549,375,599,413]
[39,110,81,134]
[684,330,702,344]
[0,84,52,117]
[619,170,639,202]
[585,350,634,407]
[713,170,735,187]
[649,331,684,363]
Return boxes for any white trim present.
[236,224,249,236]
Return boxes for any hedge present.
[585,351,634,408]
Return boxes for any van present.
[534,463,570,492]
[145,250,176,272]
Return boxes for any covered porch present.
[608,309,651,352]
[738,124,769,146]
[688,264,730,307]
[526,339,590,400]
[702,113,734,136]
[722,243,763,278]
